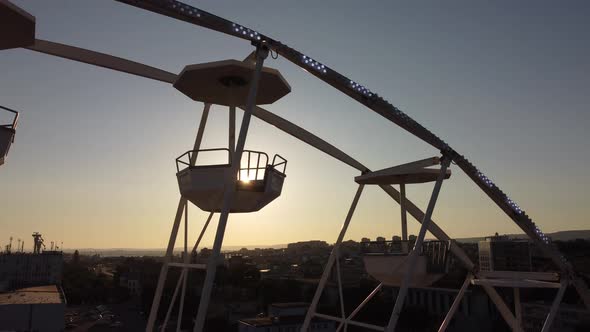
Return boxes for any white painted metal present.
[386,158,450,332]
[481,284,523,332]
[514,288,521,324]
[354,157,442,184]
[159,211,213,331]
[334,248,347,332]
[7,3,586,324]
[26,39,177,83]
[15,0,590,308]
[229,106,235,155]
[191,212,214,254]
[472,278,561,289]
[189,104,211,166]
[378,184,475,271]
[301,184,365,331]
[336,283,383,332]
[161,269,186,332]
[248,103,478,277]
[177,166,284,213]
[147,198,187,332]
[541,280,567,332]
[363,252,445,287]
[193,46,268,332]
[314,313,385,332]
[438,274,472,332]
[177,204,189,332]
[478,270,560,282]
[400,183,408,246]
[147,102,211,332]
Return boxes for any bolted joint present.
[439,153,453,167]
[251,41,270,60]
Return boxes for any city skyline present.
[1,0,590,249]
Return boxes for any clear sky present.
[1,0,589,250]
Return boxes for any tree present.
[73,250,80,264]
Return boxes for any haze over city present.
[1,0,589,249]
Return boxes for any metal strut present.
[386,156,451,332]
[192,43,269,332]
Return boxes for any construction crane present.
[32,232,44,254]
[5,236,13,254]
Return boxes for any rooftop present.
[0,285,64,305]
[270,302,309,309]
[240,315,318,327]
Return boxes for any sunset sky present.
[1,0,589,250]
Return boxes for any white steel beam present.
[478,271,560,282]
[191,212,214,254]
[146,198,187,332]
[248,105,476,271]
[167,262,206,270]
[176,203,189,332]
[354,157,440,183]
[229,106,235,155]
[148,102,210,332]
[161,269,186,332]
[337,283,383,332]
[334,248,347,332]
[472,278,561,289]
[26,39,177,83]
[400,183,408,252]
[192,46,268,332]
[514,288,521,324]
[540,280,567,332]
[481,284,523,332]
[438,274,472,332]
[314,313,385,332]
[385,158,451,332]
[301,184,365,331]
[189,104,211,166]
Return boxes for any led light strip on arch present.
[232,23,261,41]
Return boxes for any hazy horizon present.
[1,1,589,249]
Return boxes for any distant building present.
[239,302,335,332]
[119,271,142,296]
[0,285,66,332]
[287,241,329,250]
[522,302,590,331]
[478,234,532,272]
[0,251,63,291]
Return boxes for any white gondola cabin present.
[0,105,19,166]
[355,157,452,287]
[176,149,287,213]
[362,240,451,287]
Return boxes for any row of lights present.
[476,166,554,246]
[302,55,327,74]
[169,1,201,18]
[349,80,372,97]
[477,167,551,245]
[476,170,524,215]
[532,223,551,244]
[232,23,262,41]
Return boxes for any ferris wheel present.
[1,1,588,331]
